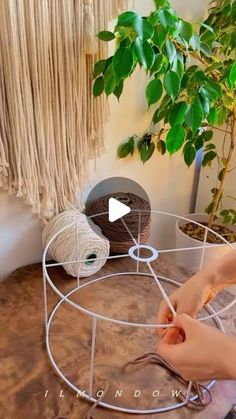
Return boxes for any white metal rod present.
[76,222,80,288]
[45,253,129,268]
[199,229,208,271]
[136,210,141,273]
[121,217,138,245]
[158,243,228,254]
[43,270,48,331]
[89,317,97,397]
[147,262,177,318]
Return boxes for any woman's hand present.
[157,314,236,381]
[157,271,223,337]
[157,249,236,336]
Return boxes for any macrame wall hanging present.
[0,0,133,223]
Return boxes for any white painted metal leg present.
[199,229,208,271]
[89,316,97,398]
[76,222,80,288]
[136,210,141,273]
[43,270,48,331]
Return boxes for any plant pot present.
[176,213,236,294]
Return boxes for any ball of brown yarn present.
[88,192,151,253]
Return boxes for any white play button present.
[108,197,131,222]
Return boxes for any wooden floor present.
[0,256,236,419]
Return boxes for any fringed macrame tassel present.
[83,0,98,55]
[0,137,9,188]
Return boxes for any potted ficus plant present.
[93,0,236,266]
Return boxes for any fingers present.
[173,313,197,337]
[157,314,198,363]
[156,300,175,337]
[160,327,181,344]
[176,303,197,319]
[157,337,183,365]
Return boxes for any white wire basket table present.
[42,210,236,415]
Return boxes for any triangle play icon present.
[108,197,131,223]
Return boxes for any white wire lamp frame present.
[42,210,236,415]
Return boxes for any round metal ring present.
[128,244,159,263]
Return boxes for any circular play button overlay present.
[85,177,151,254]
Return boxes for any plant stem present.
[172,40,221,81]
[210,126,231,134]
[208,107,236,228]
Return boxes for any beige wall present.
[0,0,209,279]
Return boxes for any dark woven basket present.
[88,192,151,254]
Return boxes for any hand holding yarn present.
[157,314,236,381]
[156,271,221,337]
[157,249,236,337]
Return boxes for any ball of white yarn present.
[42,210,110,278]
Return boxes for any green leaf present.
[217,107,228,126]
[134,39,155,70]
[152,108,167,124]
[113,47,134,80]
[179,20,193,42]
[159,94,172,110]
[201,130,213,142]
[93,59,107,78]
[200,22,214,34]
[146,79,163,107]
[165,40,176,63]
[184,145,196,167]
[104,64,117,95]
[148,11,159,26]
[93,76,104,97]
[113,80,124,100]
[158,9,176,29]
[200,42,212,57]
[169,102,187,126]
[189,33,200,50]
[207,108,218,125]
[153,0,170,9]
[172,57,184,79]
[117,137,134,158]
[222,93,235,110]
[202,150,217,167]
[205,143,216,151]
[222,214,232,225]
[218,169,224,181]
[117,11,138,27]
[118,26,132,38]
[201,80,221,101]
[200,30,215,45]
[205,202,214,215]
[185,102,203,134]
[153,24,167,48]
[163,71,180,100]
[211,187,218,196]
[156,140,166,155]
[228,62,236,88]
[142,18,154,40]
[199,94,210,116]
[194,136,204,151]
[118,12,153,41]
[97,31,115,41]
[166,125,186,155]
[151,53,164,74]
[140,141,155,163]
